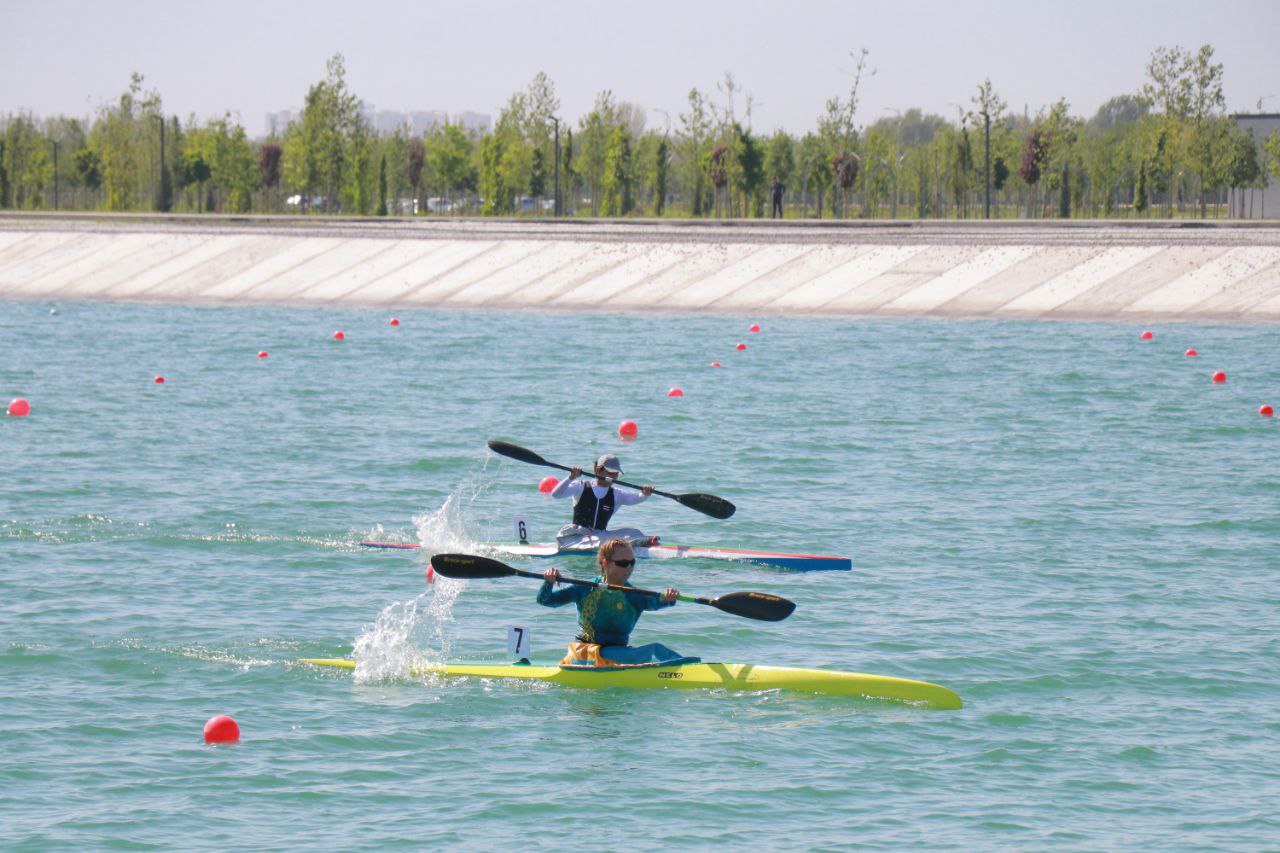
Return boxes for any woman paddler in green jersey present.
[537,538,696,668]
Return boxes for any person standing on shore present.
[770,176,786,219]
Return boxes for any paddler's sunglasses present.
[609,558,636,568]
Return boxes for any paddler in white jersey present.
[550,454,657,549]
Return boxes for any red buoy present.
[203,715,240,744]
[426,565,436,584]
[1260,404,1274,418]
[333,331,345,341]
[618,420,638,439]
[1140,330,1153,340]
[389,317,400,327]
[1184,348,1198,357]
[538,475,559,493]
[710,362,722,368]
[667,387,684,397]
[7,397,30,417]
[748,323,761,333]
[257,351,269,359]
[1212,371,1227,383]
[735,342,747,351]
[154,376,165,384]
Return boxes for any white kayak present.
[360,540,851,572]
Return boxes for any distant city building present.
[454,111,490,135]
[1232,114,1280,219]
[265,110,297,136]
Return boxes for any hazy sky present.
[5,0,1278,137]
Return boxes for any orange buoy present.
[1184,348,1197,357]
[257,351,269,359]
[538,476,559,493]
[203,715,240,744]
[748,323,761,333]
[1260,404,1274,417]
[154,376,165,384]
[1212,371,1227,383]
[735,342,747,351]
[389,317,400,327]
[618,420,638,439]
[333,331,345,341]
[667,387,684,397]
[710,362,722,368]
[1140,330,1153,340]
[7,397,30,417]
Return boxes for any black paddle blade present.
[487,440,551,468]
[430,553,516,580]
[674,492,737,520]
[710,591,796,622]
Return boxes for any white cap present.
[595,454,622,474]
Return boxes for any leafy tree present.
[600,125,632,216]
[2,114,51,208]
[88,73,153,211]
[970,79,1007,217]
[377,154,388,215]
[992,156,1009,191]
[426,123,475,208]
[734,124,766,217]
[678,88,713,216]
[578,90,618,215]
[479,132,510,214]
[1141,44,1226,215]
[283,53,362,213]
[797,132,831,217]
[1224,125,1260,215]
[1020,129,1048,215]
[1267,131,1280,182]
[529,147,547,202]
[652,134,669,215]
[406,136,425,209]
[259,143,283,188]
[764,131,796,189]
[1088,95,1148,134]
[708,144,730,216]
[561,127,575,214]
[1134,161,1149,214]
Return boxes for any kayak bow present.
[299,658,961,710]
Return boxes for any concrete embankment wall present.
[3,214,1280,321]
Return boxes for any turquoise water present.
[2,299,1278,849]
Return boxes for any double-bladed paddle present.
[430,553,795,622]
[487,440,736,520]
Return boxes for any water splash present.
[349,577,467,683]
[348,462,506,682]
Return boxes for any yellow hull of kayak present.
[299,659,962,710]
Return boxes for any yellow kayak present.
[299,658,962,710]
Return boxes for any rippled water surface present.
[2,299,1279,849]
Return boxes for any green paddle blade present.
[430,553,517,579]
[708,591,796,622]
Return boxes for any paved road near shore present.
[3,213,1280,320]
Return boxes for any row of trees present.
[3,45,1278,219]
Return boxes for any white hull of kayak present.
[360,541,851,572]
